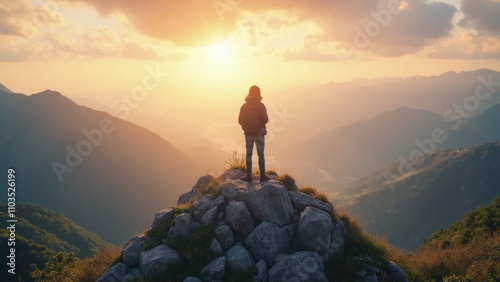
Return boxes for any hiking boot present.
[260,175,271,182]
[240,175,252,182]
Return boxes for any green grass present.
[277,173,298,191]
[167,226,217,278]
[223,266,257,282]
[324,213,391,282]
[144,219,175,251]
[299,186,329,203]
[226,151,246,171]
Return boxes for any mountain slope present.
[442,102,500,150]
[338,142,500,251]
[422,197,500,249]
[280,107,447,178]
[0,89,202,244]
[0,202,111,282]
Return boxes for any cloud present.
[461,0,500,35]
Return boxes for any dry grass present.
[299,186,329,203]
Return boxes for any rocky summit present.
[97,170,407,282]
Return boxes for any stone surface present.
[225,243,255,271]
[96,263,130,282]
[221,180,295,226]
[174,213,197,237]
[201,256,226,282]
[214,224,235,250]
[297,207,334,260]
[267,252,327,282]
[193,194,215,221]
[210,238,224,256]
[329,220,347,257]
[253,260,267,282]
[225,200,255,238]
[386,261,408,282]
[122,268,142,282]
[178,175,214,205]
[121,234,145,267]
[200,205,219,226]
[288,190,334,215]
[151,207,176,229]
[218,169,246,183]
[140,245,182,279]
[244,221,291,264]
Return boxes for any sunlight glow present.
[207,41,233,64]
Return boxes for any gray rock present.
[183,277,202,282]
[386,261,408,282]
[288,190,334,215]
[210,194,226,210]
[283,223,297,244]
[210,238,224,256]
[151,207,176,229]
[178,175,214,205]
[225,201,255,238]
[297,207,334,260]
[221,180,295,226]
[218,169,246,183]
[122,268,142,282]
[140,245,181,279]
[329,220,347,257]
[193,194,215,221]
[244,221,291,264]
[121,234,145,267]
[174,213,197,237]
[225,243,255,271]
[214,224,235,250]
[201,256,226,282]
[253,260,267,282]
[200,205,219,226]
[267,252,327,282]
[96,263,130,282]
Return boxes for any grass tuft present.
[299,186,329,203]
[223,266,257,282]
[226,151,246,171]
[277,173,298,191]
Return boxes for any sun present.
[207,41,233,64]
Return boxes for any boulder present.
[214,224,235,250]
[225,243,255,271]
[200,206,219,226]
[225,201,255,238]
[174,213,197,237]
[201,256,226,282]
[253,260,267,282]
[267,252,327,282]
[122,268,142,282]
[210,238,224,256]
[221,180,295,226]
[151,207,176,229]
[288,190,334,215]
[297,207,334,260]
[386,261,408,282]
[218,169,246,183]
[329,220,347,257]
[193,194,215,221]
[178,175,214,205]
[140,245,181,279]
[121,234,145,267]
[244,221,291,264]
[96,263,130,282]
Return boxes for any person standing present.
[238,85,271,182]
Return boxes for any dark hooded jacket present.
[238,95,269,136]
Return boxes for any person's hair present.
[248,85,261,96]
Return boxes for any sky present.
[0,0,499,150]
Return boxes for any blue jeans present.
[245,135,265,176]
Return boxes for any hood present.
[245,95,262,104]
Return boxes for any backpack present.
[241,103,261,136]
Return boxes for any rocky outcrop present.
[98,170,407,282]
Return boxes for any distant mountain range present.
[0,86,203,244]
[0,202,110,282]
[336,141,500,251]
